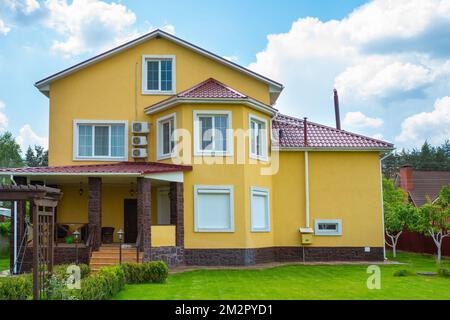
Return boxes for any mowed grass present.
[113,251,450,300]
[0,254,9,272]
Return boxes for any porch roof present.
[0,162,192,176]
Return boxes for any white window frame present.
[193,110,233,156]
[249,113,269,161]
[73,120,128,161]
[142,55,176,95]
[314,219,342,236]
[194,185,234,232]
[156,113,177,160]
[250,187,270,232]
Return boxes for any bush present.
[121,261,168,284]
[0,220,10,237]
[74,265,126,300]
[438,268,450,278]
[393,269,411,277]
[53,263,90,281]
[0,274,32,300]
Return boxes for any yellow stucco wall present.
[46,35,383,251]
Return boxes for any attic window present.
[142,55,176,94]
[314,219,342,236]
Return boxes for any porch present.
[0,162,191,272]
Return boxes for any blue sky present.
[0,0,449,153]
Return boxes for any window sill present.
[249,154,269,162]
[142,90,175,95]
[251,229,271,233]
[314,233,342,236]
[156,153,176,161]
[193,151,234,157]
[194,229,235,233]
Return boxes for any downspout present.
[379,152,392,260]
[303,118,310,228]
[10,175,17,274]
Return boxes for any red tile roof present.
[0,162,192,175]
[398,170,450,207]
[272,113,394,150]
[177,78,247,99]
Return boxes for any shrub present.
[0,274,32,300]
[74,265,126,300]
[121,261,168,284]
[0,220,10,237]
[393,269,411,277]
[438,268,450,278]
[53,263,90,281]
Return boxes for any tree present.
[25,145,48,167]
[0,131,23,168]
[416,185,450,263]
[383,177,418,257]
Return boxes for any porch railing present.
[86,225,99,257]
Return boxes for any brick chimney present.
[399,165,414,191]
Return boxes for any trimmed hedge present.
[121,261,168,284]
[0,220,10,237]
[0,274,32,300]
[438,268,450,278]
[0,261,168,300]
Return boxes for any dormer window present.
[142,55,176,94]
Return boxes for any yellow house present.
[2,30,393,271]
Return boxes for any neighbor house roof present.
[35,29,283,104]
[144,78,277,116]
[0,162,192,176]
[397,170,450,207]
[272,113,394,150]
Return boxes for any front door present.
[157,187,171,224]
[124,199,138,243]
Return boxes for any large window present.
[156,113,176,160]
[194,185,234,232]
[74,120,127,161]
[193,110,233,156]
[249,114,268,161]
[314,219,342,236]
[250,187,270,232]
[142,55,175,94]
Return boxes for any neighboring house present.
[0,30,393,271]
[395,165,450,257]
[0,207,11,222]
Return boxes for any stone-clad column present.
[170,182,184,247]
[88,177,102,250]
[137,178,151,261]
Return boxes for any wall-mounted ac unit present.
[132,148,148,158]
[132,121,150,134]
[132,136,147,146]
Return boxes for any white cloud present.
[0,101,8,131]
[0,19,11,35]
[3,0,41,15]
[372,133,384,140]
[396,96,450,146]
[248,0,450,147]
[223,55,239,63]
[16,124,48,151]
[343,111,383,128]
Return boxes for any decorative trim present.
[250,186,270,232]
[156,112,177,160]
[141,55,176,95]
[194,185,234,232]
[193,110,234,157]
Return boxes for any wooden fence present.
[396,231,450,257]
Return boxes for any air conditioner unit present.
[132,136,147,146]
[132,121,150,134]
[132,148,148,158]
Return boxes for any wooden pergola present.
[0,184,62,300]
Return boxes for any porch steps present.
[90,246,143,272]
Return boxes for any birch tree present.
[417,185,450,264]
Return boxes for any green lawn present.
[0,253,9,272]
[113,251,450,300]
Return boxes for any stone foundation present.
[184,247,384,266]
[149,246,184,267]
[17,247,90,274]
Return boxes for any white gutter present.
[379,152,392,260]
[304,151,310,228]
[10,175,17,274]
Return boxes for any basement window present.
[314,219,342,236]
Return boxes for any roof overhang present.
[145,97,278,116]
[35,29,284,102]
[273,146,395,152]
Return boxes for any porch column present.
[88,177,102,250]
[137,177,151,261]
[170,182,184,247]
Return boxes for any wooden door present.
[124,199,138,243]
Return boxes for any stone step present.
[90,257,142,264]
